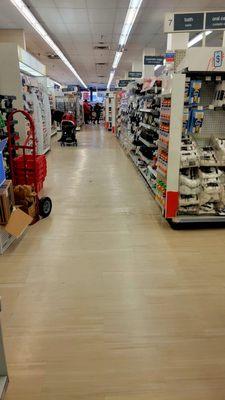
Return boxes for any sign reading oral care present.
[206,12,225,30]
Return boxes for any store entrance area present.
[2,125,225,399]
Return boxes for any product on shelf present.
[188,109,204,134]
[189,80,202,105]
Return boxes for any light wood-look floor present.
[1,125,225,399]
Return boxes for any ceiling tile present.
[88,8,116,24]
[91,23,114,35]
[54,0,86,7]
[29,0,56,7]
[35,7,63,24]
[59,8,89,24]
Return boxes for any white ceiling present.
[0,0,225,86]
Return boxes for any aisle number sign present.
[144,56,164,65]
[128,71,142,78]
[118,80,132,87]
[165,10,225,33]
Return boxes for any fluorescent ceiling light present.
[10,0,87,88]
[107,71,115,90]
[107,0,143,89]
[118,0,143,49]
[112,52,123,69]
[19,61,44,77]
[188,30,212,48]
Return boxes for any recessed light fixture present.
[9,0,87,88]
[107,0,144,90]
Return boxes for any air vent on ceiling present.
[96,62,107,66]
[93,45,110,50]
[98,75,105,78]
[47,54,60,59]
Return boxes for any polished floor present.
[1,125,225,399]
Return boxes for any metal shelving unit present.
[0,300,8,399]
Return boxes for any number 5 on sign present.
[214,50,223,68]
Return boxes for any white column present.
[167,32,189,51]
[223,32,225,47]
[0,29,26,49]
[142,48,155,78]
[132,61,142,73]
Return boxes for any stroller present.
[58,112,78,146]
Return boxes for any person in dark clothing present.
[94,103,101,124]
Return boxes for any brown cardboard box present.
[0,180,15,225]
[5,208,32,238]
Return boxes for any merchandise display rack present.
[0,299,8,399]
[115,47,225,226]
[116,80,162,197]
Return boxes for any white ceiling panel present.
[91,23,114,35]
[29,0,55,7]
[34,7,63,24]
[59,8,89,24]
[87,0,127,9]
[88,8,116,24]
[54,0,86,7]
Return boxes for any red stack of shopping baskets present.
[7,109,52,220]
[12,154,47,192]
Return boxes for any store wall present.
[0,30,26,49]
[0,43,26,135]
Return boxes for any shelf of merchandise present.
[140,108,153,113]
[51,127,58,137]
[129,152,157,196]
[139,136,156,148]
[0,298,8,398]
[140,122,159,132]
[136,149,151,164]
[43,146,51,154]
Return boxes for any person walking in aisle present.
[94,103,102,124]
[83,99,91,124]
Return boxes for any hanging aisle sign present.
[128,71,142,78]
[174,13,204,31]
[144,56,164,65]
[165,10,225,33]
[206,12,225,30]
[118,80,131,87]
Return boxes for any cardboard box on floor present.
[0,180,15,225]
[5,208,32,238]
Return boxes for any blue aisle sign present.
[144,56,164,66]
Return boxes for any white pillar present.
[0,29,26,49]
[142,48,155,78]
[132,61,142,73]
[167,32,189,51]
[223,31,225,47]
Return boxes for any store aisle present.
[2,125,225,400]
